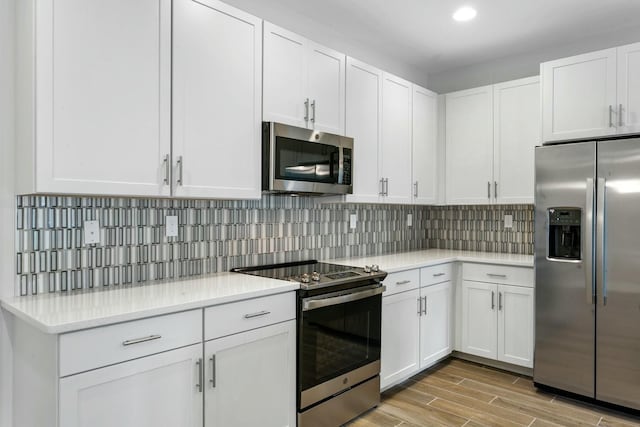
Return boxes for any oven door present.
[298,284,383,410]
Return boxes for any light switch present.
[407,213,413,227]
[166,216,179,237]
[504,214,513,229]
[83,220,100,245]
[349,214,357,230]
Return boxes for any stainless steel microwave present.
[262,122,353,195]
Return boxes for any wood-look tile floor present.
[346,358,640,427]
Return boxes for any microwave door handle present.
[338,148,344,184]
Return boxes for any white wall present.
[0,0,15,424]
[428,25,640,93]
[220,0,429,87]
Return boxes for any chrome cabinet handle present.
[396,280,411,285]
[494,181,498,199]
[310,100,316,123]
[417,297,422,315]
[176,156,183,186]
[304,98,309,122]
[122,334,162,346]
[487,273,507,278]
[433,273,445,277]
[619,104,623,127]
[585,178,595,304]
[209,355,216,388]
[487,181,491,199]
[413,181,418,198]
[244,310,271,319]
[163,155,170,185]
[384,178,389,196]
[609,105,614,128]
[423,296,427,316]
[491,291,495,310]
[196,358,203,393]
[498,292,503,311]
[379,178,385,196]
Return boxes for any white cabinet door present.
[498,285,534,368]
[617,42,640,134]
[420,281,451,369]
[381,73,413,204]
[461,280,497,359]
[445,86,494,205]
[541,48,617,142]
[263,22,308,129]
[412,85,438,205]
[381,289,420,389]
[204,320,296,427]
[172,0,262,199]
[345,58,382,203]
[59,344,202,427]
[307,41,346,135]
[493,76,540,204]
[36,0,171,196]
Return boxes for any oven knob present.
[311,271,320,281]
[364,265,371,273]
[300,273,310,283]
[371,264,379,272]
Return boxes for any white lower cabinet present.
[203,320,296,427]
[381,266,453,390]
[59,344,203,427]
[460,264,534,368]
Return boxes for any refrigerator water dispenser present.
[548,208,581,260]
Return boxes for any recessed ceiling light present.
[453,6,477,22]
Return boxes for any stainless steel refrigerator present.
[534,137,640,411]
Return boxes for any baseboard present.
[451,351,533,377]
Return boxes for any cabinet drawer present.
[205,292,296,341]
[59,309,202,377]
[462,263,533,287]
[383,269,420,296]
[420,263,453,287]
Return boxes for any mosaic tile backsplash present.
[14,195,533,296]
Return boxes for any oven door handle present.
[302,285,386,311]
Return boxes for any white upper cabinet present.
[381,73,413,204]
[617,42,640,134]
[172,0,262,199]
[541,48,629,142]
[493,76,540,204]
[19,0,172,196]
[445,85,494,204]
[263,22,345,135]
[412,85,438,205]
[345,58,383,203]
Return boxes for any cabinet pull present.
[487,273,507,278]
[396,280,411,285]
[304,98,309,122]
[311,100,316,123]
[196,358,203,393]
[176,156,184,186]
[379,178,385,196]
[487,181,491,199]
[619,104,623,127]
[163,155,170,185]
[413,181,418,198]
[609,105,614,128]
[417,297,422,315]
[122,334,162,346]
[423,296,428,316]
[210,355,216,388]
[384,178,389,196]
[432,272,445,277]
[491,291,495,310]
[244,310,271,319]
[494,181,498,199]
[499,292,503,311]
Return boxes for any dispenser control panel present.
[548,208,582,260]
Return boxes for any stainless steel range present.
[233,260,387,427]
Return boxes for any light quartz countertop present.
[330,249,533,273]
[1,273,298,334]
[2,249,532,335]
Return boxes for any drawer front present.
[420,263,453,287]
[383,269,420,296]
[60,309,202,377]
[204,292,296,341]
[462,263,533,287]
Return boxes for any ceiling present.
[252,0,640,74]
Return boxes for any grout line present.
[527,418,537,427]
[512,377,520,384]
[427,397,438,405]
[457,377,465,385]
[462,420,471,427]
[489,396,498,404]
[550,395,556,403]
[597,416,603,426]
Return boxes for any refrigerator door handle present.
[585,178,595,304]
[596,177,607,306]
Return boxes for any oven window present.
[275,137,340,184]
[299,294,381,392]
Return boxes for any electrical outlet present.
[407,213,413,227]
[349,214,357,230]
[83,220,100,245]
[166,216,179,237]
[504,214,513,229]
